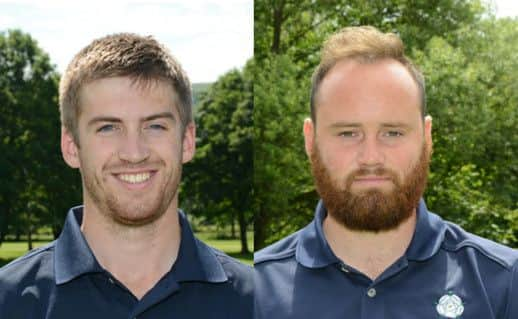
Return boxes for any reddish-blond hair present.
[310,26,426,122]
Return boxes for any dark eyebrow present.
[87,112,176,128]
[143,112,176,122]
[87,117,122,127]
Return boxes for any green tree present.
[182,63,253,254]
[255,0,484,62]
[0,29,81,249]
[253,55,316,247]
[414,18,518,246]
[254,0,516,249]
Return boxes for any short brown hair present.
[310,26,426,122]
[59,33,192,144]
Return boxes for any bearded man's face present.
[304,59,433,231]
[310,141,430,231]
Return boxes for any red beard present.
[310,142,430,232]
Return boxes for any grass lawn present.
[0,232,252,267]
[195,231,253,265]
[0,241,51,267]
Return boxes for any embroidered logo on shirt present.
[436,292,464,318]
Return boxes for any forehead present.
[78,76,179,120]
[316,59,421,126]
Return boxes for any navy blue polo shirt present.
[0,206,253,318]
[255,199,518,319]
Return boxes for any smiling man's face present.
[61,76,195,226]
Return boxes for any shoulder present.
[0,242,55,283]
[196,238,253,295]
[213,248,253,284]
[254,229,302,266]
[441,221,518,270]
[438,220,518,318]
[0,242,56,308]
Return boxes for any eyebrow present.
[329,122,412,129]
[380,122,412,129]
[87,112,176,127]
[143,112,176,122]
[329,122,362,128]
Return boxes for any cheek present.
[387,147,421,176]
[153,139,183,164]
[79,142,115,171]
[317,141,357,175]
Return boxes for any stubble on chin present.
[81,161,182,228]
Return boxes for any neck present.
[81,198,181,300]
[323,210,416,280]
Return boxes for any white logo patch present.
[436,292,464,318]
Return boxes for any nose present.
[118,130,150,164]
[357,136,384,167]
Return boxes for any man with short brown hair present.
[0,33,252,319]
[255,26,517,319]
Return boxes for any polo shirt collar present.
[55,206,103,285]
[405,199,446,261]
[54,206,227,285]
[296,201,340,268]
[171,210,227,283]
[295,198,446,268]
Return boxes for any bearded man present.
[254,26,517,319]
[0,33,252,318]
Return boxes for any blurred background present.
[1,0,517,268]
[254,0,517,249]
[0,0,253,265]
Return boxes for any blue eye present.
[147,124,167,130]
[97,124,116,133]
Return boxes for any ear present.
[424,115,433,152]
[61,127,80,168]
[182,122,196,163]
[303,118,315,158]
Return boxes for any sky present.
[492,0,518,17]
[0,0,253,83]
[0,0,515,84]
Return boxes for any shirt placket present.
[338,257,409,319]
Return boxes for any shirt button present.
[108,277,115,284]
[367,288,377,298]
[339,263,349,273]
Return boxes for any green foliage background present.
[0,1,516,254]
[0,31,254,255]
[0,30,82,247]
[182,64,254,254]
[254,0,517,249]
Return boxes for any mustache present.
[344,167,401,189]
[350,167,397,179]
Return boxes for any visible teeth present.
[118,172,151,184]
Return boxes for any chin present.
[111,211,163,227]
[107,200,167,227]
[351,186,393,195]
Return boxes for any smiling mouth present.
[116,172,153,184]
